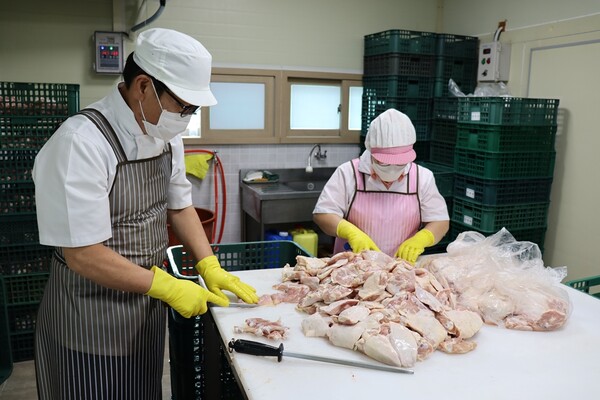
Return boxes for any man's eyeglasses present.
[152,78,199,117]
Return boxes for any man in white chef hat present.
[33,28,257,399]
[313,108,449,262]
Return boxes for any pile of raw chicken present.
[251,229,571,368]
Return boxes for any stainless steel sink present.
[283,180,328,192]
[239,167,336,240]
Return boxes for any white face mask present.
[371,161,408,182]
[139,82,193,142]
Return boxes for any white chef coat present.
[313,150,449,222]
[33,84,192,248]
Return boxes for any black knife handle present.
[228,338,284,362]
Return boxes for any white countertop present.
[210,268,600,400]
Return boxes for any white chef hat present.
[133,28,217,107]
[365,109,417,165]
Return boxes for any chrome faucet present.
[306,144,327,173]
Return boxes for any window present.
[183,68,362,145]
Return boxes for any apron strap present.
[78,108,128,163]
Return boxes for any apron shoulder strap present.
[78,108,128,162]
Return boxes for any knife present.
[228,338,414,374]
[198,276,259,308]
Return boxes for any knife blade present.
[228,338,414,374]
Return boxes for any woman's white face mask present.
[139,81,193,142]
[371,160,408,182]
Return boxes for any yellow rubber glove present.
[336,219,381,253]
[195,256,259,304]
[396,229,435,263]
[145,266,228,318]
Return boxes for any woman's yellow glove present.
[396,229,435,263]
[195,255,259,304]
[145,266,228,318]
[336,220,381,253]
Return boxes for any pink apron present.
[334,159,421,257]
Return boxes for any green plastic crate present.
[364,53,435,77]
[457,97,559,125]
[453,174,553,205]
[432,97,459,120]
[435,33,479,57]
[0,276,14,385]
[565,275,600,299]
[166,241,310,400]
[420,161,454,198]
[169,240,310,278]
[430,140,455,167]
[434,56,478,84]
[454,148,556,180]
[0,243,53,275]
[0,182,36,214]
[1,273,49,304]
[0,116,64,150]
[431,119,458,144]
[434,77,477,98]
[456,123,557,153]
[0,82,80,117]
[0,149,37,183]
[452,197,550,231]
[363,76,434,98]
[364,29,437,56]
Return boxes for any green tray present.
[565,275,600,299]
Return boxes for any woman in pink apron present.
[313,109,449,263]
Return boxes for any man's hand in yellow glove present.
[195,255,259,304]
[336,220,381,253]
[396,229,435,263]
[145,266,227,318]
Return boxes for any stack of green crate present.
[0,82,79,362]
[362,29,438,159]
[420,161,455,254]
[430,34,478,168]
[451,97,559,252]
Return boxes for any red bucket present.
[167,207,215,245]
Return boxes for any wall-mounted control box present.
[477,42,511,82]
[93,31,124,74]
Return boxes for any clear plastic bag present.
[425,228,571,331]
[448,78,512,97]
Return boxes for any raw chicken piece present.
[385,268,415,294]
[415,285,444,312]
[328,319,379,350]
[438,337,477,354]
[436,309,483,339]
[234,318,289,340]
[335,305,370,325]
[295,255,327,275]
[358,270,388,301]
[405,311,448,348]
[356,333,403,367]
[330,264,366,288]
[319,299,359,315]
[269,282,311,305]
[322,285,354,304]
[301,313,331,337]
[388,322,418,367]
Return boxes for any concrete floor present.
[0,343,172,399]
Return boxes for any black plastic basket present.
[167,241,309,400]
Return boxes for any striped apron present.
[334,159,422,257]
[35,109,171,400]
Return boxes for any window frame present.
[182,67,362,145]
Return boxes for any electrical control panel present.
[93,31,124,74]
[477,42,511,82]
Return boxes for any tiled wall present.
[187,143,360,243]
